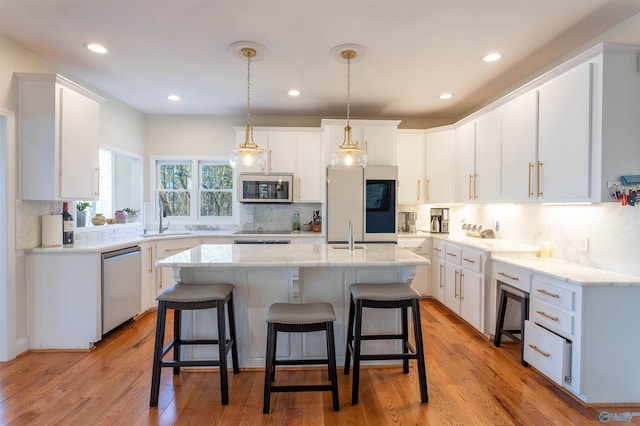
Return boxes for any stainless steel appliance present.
[238,173,293,203]
[406,211,417,233]
[430,208,449,234]
[327,165,398,243]
[101,246,141,335]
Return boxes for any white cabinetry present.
[454,122,476,202]
[396,131,426,204]
[323,119,400,166]
[425,129,455,204]
[398,237,431,296]
[155,237,201,295]
[443,243,484,331]
[431,239,446,303]
[139,242,156,312]
[17,73,104,201]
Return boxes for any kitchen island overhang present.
[157,243,430,368]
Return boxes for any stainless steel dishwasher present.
[101,246,141,335]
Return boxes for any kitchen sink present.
[332,244,367,250]
[139,231,193,238]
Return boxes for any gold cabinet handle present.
[298,176,301,200]
[474,173,478,199]
[165,247,191,253]
[468,174,473,199]
[460,271,464,300]
[417,180,421,201]
[498,271,519,281]
[365,140,368,155]
[536,288,560,298]
[433,247,442,252]
[454,270,459,297]
[446,252,457,257]
[439,264,444,288]
[536,310,559,321]
[528,344,550,358]
[528,162,534,198]
[269,149,273,172]
[426,179,430,201]
[463,257,475,264]
[148,246,153,273]
[537,161,543,197]
[94,166,100,197]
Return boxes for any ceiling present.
[2,0,640,121]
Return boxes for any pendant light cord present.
[246,49,252,128]
[346,52,351,128]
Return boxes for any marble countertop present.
[492,255,640,286]
[157,243,430,268]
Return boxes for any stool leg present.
[401,306,409,374]
[351,299,363,405]
[173,308,181,376]
[325,321,340,411]
[493,290,508,347]
[217,300,229,405]
[412,299,429,403]
[263,323,276,414]
[226,293,240,374]
[150,301,167,407]
[344,294,356,375]
[521,297,529,367]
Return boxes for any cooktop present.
[233,230,292,235]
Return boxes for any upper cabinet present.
[322,119,400,167]
[425,128,455,204]
[396,130,426,204]
[474,108,502,202]
[454,121,476,202]
[234,127,324,202]
[17,73,104,201]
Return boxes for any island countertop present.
[157,243,430,269]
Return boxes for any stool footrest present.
[270,384,335,393]
[359,333,404,341]
[161,360,225,368]
[274,358,330,366]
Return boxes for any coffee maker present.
[430,208,449,234]
[398,212,417,232]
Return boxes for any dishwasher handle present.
[102,246,141,259]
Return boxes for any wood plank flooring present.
[1,298,638,425]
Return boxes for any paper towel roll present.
[41,215,62,248]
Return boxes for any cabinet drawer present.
[155,238,198,259]
[461,249,482,273]
[531,278,575,311]
[432,239,446,258]
[493,262,531,293]
[524,321,572,386]
[445,245,461,264]
[530,299,574,337]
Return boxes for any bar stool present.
[150,282,239,407]
[344,283,428,405]
[263,302,339,414]
[493,283,529,367]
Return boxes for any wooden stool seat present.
[149,282,239,407]
[263,302,339,414]
[494,283,530,367]
[344,283,428,405]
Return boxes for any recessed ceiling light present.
[167,94,181,101]
[483,52,502,62]
[439,93,453,100]
[288,89,300,97]
[85,43,108,54]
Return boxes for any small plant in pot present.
[123,208,139,223]
[76,202,91,227]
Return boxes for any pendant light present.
[229,43,267,169]
[330,46,367,169]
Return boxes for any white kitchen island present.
[157,243,430,368]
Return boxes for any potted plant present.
[123,208,139,223]
[76,202,91,227]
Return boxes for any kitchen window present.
[153,157,236,224]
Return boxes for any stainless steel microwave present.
[238,173,293,203]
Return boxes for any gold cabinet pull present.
[433,247,442,252]
[528,162,534,198]
[269,149,273,172]
[536,288,560,298]
[528,344,550,358]
[94,166,100,197]
[474,173,478,199]
[166,247,191,252]
[446,252,457,257]
[454,270,459,297]
[148,246,153,273]
[537,161,543,197]
[365,140,368,155]
[463,257,475,264]
[468,174,473,199]
[426,179,430,201]
[460,271,464,300]
[536,310,559,321]
[498,271,519,281]
[298,176,301,200]
[417,180,421,201]
[439,264,444,288]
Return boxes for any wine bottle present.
[62,202,74,246]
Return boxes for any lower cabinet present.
[443,243,484,332]
[398,237,431,296]
[154,237,201,295]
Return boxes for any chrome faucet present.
[159,204,169,233]
[348,220,354,251]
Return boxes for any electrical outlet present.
[244,214,254,223]
[578,237,589,252]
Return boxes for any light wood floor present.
[1,298,638,425]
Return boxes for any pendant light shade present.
[229,43,267,169]
[330,46,367,169]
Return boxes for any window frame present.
[150,156,238,226]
